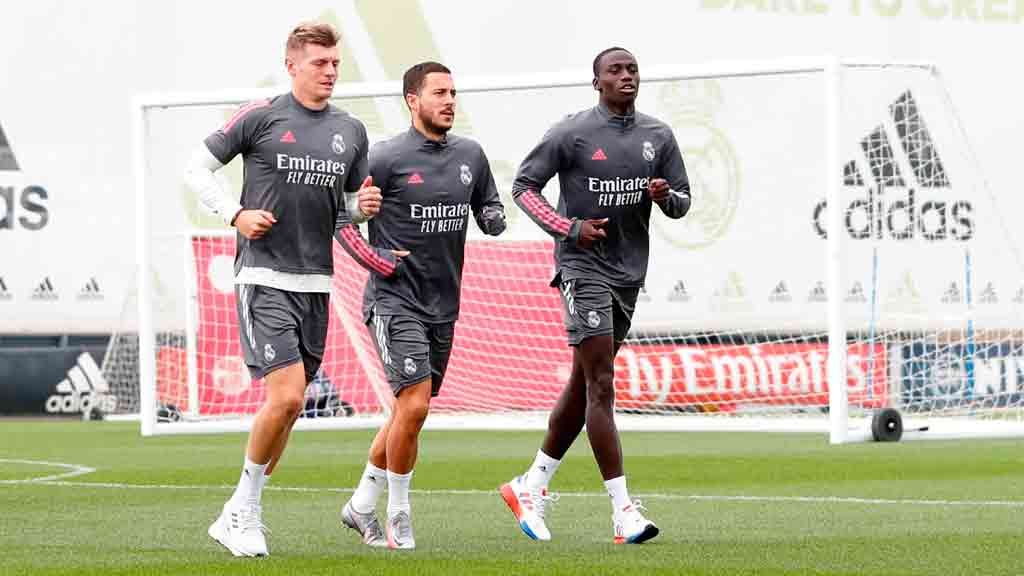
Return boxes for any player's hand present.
[648,178,671,202]
[576,218,608,249]
[357,176,382,218]
[234,209,277,240]
[385,249,410,279]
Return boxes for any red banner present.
[614,343,888,412]
[178,235,887,417]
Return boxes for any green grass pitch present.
[1,420,1022,575]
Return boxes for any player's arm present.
[648,131,691,219]
[334,213,404,279]
[512,124,606,248]
[511,124,582,243]
[341,121,379,225]
[470,148,506,236]
[184,145,243,226]
[334,140,404,278]
[183,100,276,238]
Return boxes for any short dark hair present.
[403,61,452,96]
[592,46,633,77]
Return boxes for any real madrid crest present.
[332,133,345,155]
[459,164,472,186]
[642,141,656,162]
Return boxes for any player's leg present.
[264,289,331,478]
[592,286,657,544]
[263,409,300,476]
[386,377,431,473]
[541,350,587,460]
[501,279,597,541]
[209,285,307,557]
[210,364,305,557]
[349,421,389,511]
[578,332,622,478]
[382,320,452,550]
[347,314,434,549]
[530,341,626,483]
[383,377,430,549]
[245,361,307,478]
[342,416,389,547]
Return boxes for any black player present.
[500,47,691,544]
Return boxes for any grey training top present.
[335,127,505,323]
[204,93,369,289]
[512,103,691,287]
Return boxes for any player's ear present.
[592,77,600,92]
[404,92,417,112]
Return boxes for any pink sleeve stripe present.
[340,226,395,276]
[520,190,571,236]
[222,99,271,133]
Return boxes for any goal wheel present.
[871,408,903,442]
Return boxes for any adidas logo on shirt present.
[280,130,296,143]
[591,148,607,161]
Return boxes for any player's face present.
[594,51,639,110]
[410,72,456,135]
[287,43,340,104]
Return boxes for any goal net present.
[118,59,1024,440]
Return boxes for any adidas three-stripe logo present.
[45,352,117,415]
[823,90,972,243]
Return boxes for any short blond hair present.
[286,22,340,54]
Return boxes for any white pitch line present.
[1,476,1023,509]
[0,459,97,483]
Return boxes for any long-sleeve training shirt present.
[335,127,505,323]
[513,103,691,287]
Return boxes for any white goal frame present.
[131,57,1024,441]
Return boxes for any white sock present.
[604,475,632,513]
[524,450,561,491]
[387,470,413,516]
[230,457,268,507]
[351,462,387,514]
[260,473,271,494]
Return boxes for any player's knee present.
[272,392,305,419]
[586,371,616,407]
[402,399,430,427]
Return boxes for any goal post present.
[117,58,1024,440]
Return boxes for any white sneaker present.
[341,500,387,547]
[612,500,659,544]
[385,510,416,550]
[500,474,557,541]
[208,501,270,557]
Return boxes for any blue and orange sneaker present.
[499,474,557,541]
